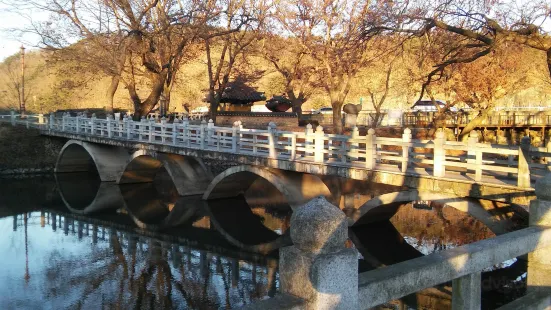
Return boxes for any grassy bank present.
[0,124,65,174]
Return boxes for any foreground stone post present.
[528,173,551,296]
[365,128,376,169]
[280,197,358,309]
[518,135,531,188]
[314,126,325,163]
[207,119,215,147]
[433,130,446,177]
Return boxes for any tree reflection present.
[36,213,277,309]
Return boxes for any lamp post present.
[20,45,26,117]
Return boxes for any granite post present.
[279,196,358,309]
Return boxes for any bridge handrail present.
[3,113,550,188]
[358,225,551,309]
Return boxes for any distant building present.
[204,78,266,112]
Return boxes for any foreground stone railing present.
[243,173,551,309]
[2,112,550,188]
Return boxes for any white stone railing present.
[3,112,551,188]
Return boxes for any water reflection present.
[0,175,529,309]
[5,212,278,309]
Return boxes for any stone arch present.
[117,149,213,196]
[119,183,201,230]
[202,165,332,210]
[55,173,124,215]
[56,140,129,182]
[204,197,291,254]
[351,190,528,235]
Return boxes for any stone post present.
[10,110,15,126]
[172,118,179,146]
[546,133,551,172]
[518,135,531,188]
[107,115,113,138]
[38,113,44,124]
[182,117,189,146]
[207,119,215,147]
[365,128,376,169]
[75,115,81,133]
[232,121,239,153]
[160,117,166,143]
[49,114,54,130]
[528,173,551,293]
[148,118,154,142]
[433,130,446,177]
[305,123,313,157]
[315,126,325,163]
[279,197,358,309]
[401,128,412,173]
[349,126,360,162]
[91,113,97,135]
[467,131,478,164]
[61,113,67,131]
[200,120,207,149]
[268,122,277,159]
[140,116,146,141]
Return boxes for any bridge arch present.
[117,149,213,196]
[119,183,201,230]
[202,165,332,210]
[56,140,129,181]
[351,190,528,235]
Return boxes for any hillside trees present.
[274,0,391,133]
[365,0,551,129]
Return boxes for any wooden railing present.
[2,112,551,188]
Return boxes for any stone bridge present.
[3,113,551,215]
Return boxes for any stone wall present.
[0,124,66,175]
[216,112,299,129]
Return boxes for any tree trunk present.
[459,109,492,140]
[105,75,120,114]
[290,98,303,116]
[331,101,344,134]
[129,71,167,121]
[209,100,220,122]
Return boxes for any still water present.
[0,173,527,309]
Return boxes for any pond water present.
[0,174,527,309]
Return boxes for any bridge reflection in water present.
[0,174,529,309]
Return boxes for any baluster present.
[365,128,376,169]
[107,115,113,138]
[161,117,166,144]
[433,130,446,177]
[91,113,96,135]
[402,128,412,173]
[231,122,238,153]
[148,118,154,142]
[290,134,297,161]
[172,118,179,146]
[268,122,277,159]
[305,123,313,157]
[518,135,531,188]
[314,125,325,163]
[49,114,54,130]
[207,119,214,147]
[200,120,207,149]
[350,126,360,162]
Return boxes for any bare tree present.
[201,0,270,122]
[366,61,393,128]
[276,0,389,133]
[260,34,315,116]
